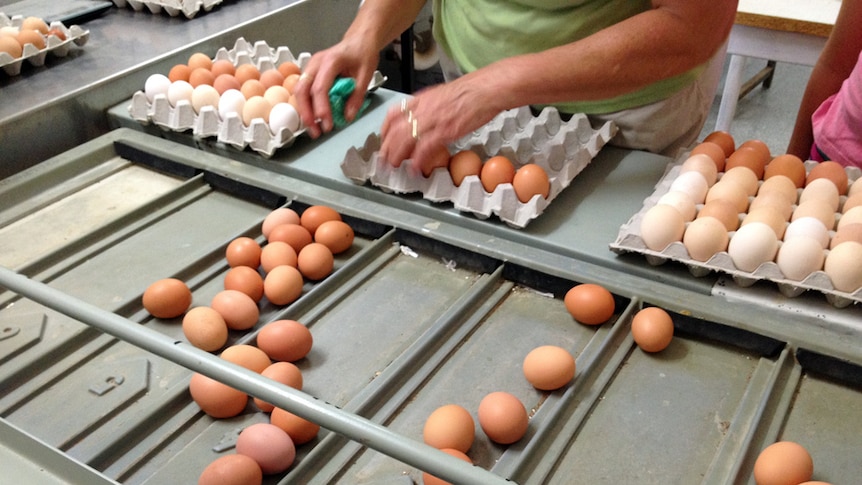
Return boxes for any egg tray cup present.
[111,0,225,18]
[340,106,617,229]
[610,157,862,308]
[0,14,89,76]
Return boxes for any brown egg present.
[738,139,771,164]
[182,306,229,352]
[421,449,473,485]
[260,242,298,273]
[314,220,355,254]
[259,68,286,89]
[268,224,312,253]
[703,131,736,158]
[211,59,236,77]
[17,29,45,50]
[198,454,263,485]
[241,79,266,99]
[765,154,806,188]
[187,52,213,71]
[831,223,862,249]
[142,278,192,319]
[422,144,453,177]
[189,372,248,418]
[564,283,615,325]
[480,155,516,193]
[224,266,265,302]
[742,206,787,239]
[522,345,576,390]
[448,150,483,186]
[168,64,192,83]
[283,74,300,93]
[263,85,291,106]
[726,146,767,179]
[253,362,303,412]
[753,441,813,485]
[242,96,272,125]
[189,67,216,87]
[277,61,301,78]
[477,392,528,444]
[226,236,262,268]
[256,319,313,362]
[631,307,674,352]
[235,423,295,475]
[263,265,304,305]
[213,74,242,95]
[221,344,271,373]
[210,289,260,330]
[297,243,334,280]
[807,160,849,195]
[46,27,66,41]
[423,404,475,453]
[690,141,727,171]
[697,198,741,231]
[843,192,862,213]
[262,207,301,238]
[235,63,261,84]
[270,407,320,445]
[21,17,49,34]
[0,36,23,58]
[300,206,342,236]
[512,164,551,203]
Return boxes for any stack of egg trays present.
[340,107,617,229]
[610,157,862,308]
[130,38,310,158]
[111,0,224,18]
[0,13,89,76]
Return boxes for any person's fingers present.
[294,70,320,138]
[344,70,373,122]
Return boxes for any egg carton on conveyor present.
[110,0,223,18]
[610,157,862,308]
[341,107,617,229]
[0,13,89,76]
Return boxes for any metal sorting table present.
[0,79,859,483]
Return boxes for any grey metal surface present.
[1,128,860,484]
[0,0,358,179]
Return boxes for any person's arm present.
[787,0,862,159]
[381,0,738,169]
[296,0,427,137]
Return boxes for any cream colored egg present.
[776,237,825,281]
[838,206,862,230]
[191,84,220,114]
[639,204,685,251]
[831,222,862,248]
[742,206,787,239]
[784,217,830,248]
[800,178,840,211]
[824,241,862,292]
[749,191,793,221]
[720,166,759,196]
[792,199,837,230]
[242,96,273,125]
[849,177,862,197]
[697,198,741,231]
[706,180,750,213]
[657,190,697,222]
[680,153,718,186]
[758,175,798,205]
[682,216,728,262]
[167,80,194,108]
[728,222,778,272]
[670,171,709,204]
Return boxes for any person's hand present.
[379,77,502,175]
[294,39,379,138]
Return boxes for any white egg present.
[776,237,825,281]
[657,190,697,222]
[144,73,171,103]
[824,241,862,292]
[218,89,246,121]
[728,222,778,272]
[269,102,301,135]
[191,84,220,114]
[784,217,830,248]
[670,171,709,204]
[167,80,194,108]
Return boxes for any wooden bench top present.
[735,0,841,37]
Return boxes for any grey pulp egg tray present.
[129,37,387,158]
[610,156,862,308]
[1,129,861,485]
[111,0,225,18]
[0,13,89,76]
[341,106,617,229]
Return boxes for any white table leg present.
[715,54,748,133]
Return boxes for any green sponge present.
[329,77,371,129]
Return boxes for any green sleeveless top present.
[432,0,704,114]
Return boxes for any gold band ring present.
[400,99,418,140]
[299,72,313,83]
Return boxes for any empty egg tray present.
[610,157,862,308]
[0,14,89,76]
[340,106,617,229]
[111,0,224,18]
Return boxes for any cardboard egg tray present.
[129,38,386,158]
[610,157,862,308]
[111,0,223,18]
[0,13,89,76]
[340,107,617,229]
